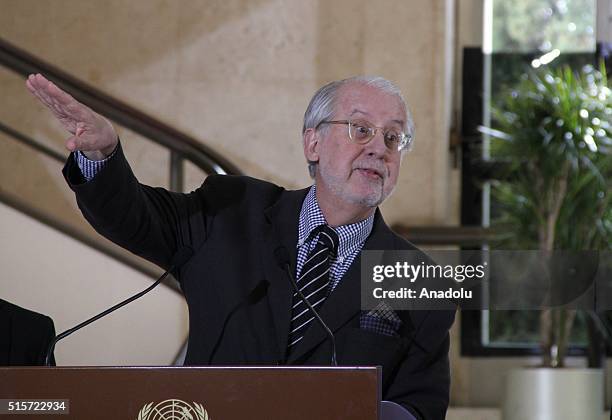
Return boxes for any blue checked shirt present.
[75,152,374,291]
[75,150,115,181]
[296,185,374,291]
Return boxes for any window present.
[462,0,602,356]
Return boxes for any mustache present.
[352,161,388,178]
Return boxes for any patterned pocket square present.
[360,302,402,337]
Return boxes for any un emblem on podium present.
[136,399,210,420]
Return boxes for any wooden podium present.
[0,366,381,419]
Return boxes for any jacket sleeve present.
[62,142,210,271]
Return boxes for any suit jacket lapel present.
[260,187,310,362]
[287,208,397,364]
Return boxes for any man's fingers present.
[27,76,57,110]
[27,74,71,109]
[65,134,92,152]
[65,136,79,152]
[30,73,53,90]
[46,81,75,106]
[65,133,107,154]
[44,80,93,121]
[27,73,117,154]
[27,76,67,117]
[25,76,36,94]
[75,122,87,137]
[27,74,53,95]
[26,74,93,124]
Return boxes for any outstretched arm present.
[26,73,207,271]
[25,73,117,160]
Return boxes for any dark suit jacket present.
[0,299,56,366]
[63,144,455,420]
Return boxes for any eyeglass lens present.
[349,120,404,151]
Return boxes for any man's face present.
[304,83,405,216]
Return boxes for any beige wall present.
[0,0,458,225]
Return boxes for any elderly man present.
[27,74,455,419]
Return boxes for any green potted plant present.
[482,63,612,419]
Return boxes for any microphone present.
[274,246,338,366]
[44,247,194,366]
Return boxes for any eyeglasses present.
[315,119,412,152]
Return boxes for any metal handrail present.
[0,37,242,178]
[0,36,244,293]
[0,121,65,163]
[0,121,180,292]
[0,189,163,281]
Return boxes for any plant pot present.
[502,367,603,420]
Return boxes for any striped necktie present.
[288,224,339,350]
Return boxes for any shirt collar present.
[298,185,374,258]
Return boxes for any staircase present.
[0,37,241,365]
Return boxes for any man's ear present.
[303,128,320,163]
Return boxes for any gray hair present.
[302,76,415,177]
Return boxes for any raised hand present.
[25,73,118,160]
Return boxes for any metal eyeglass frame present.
[315,119,412,152]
